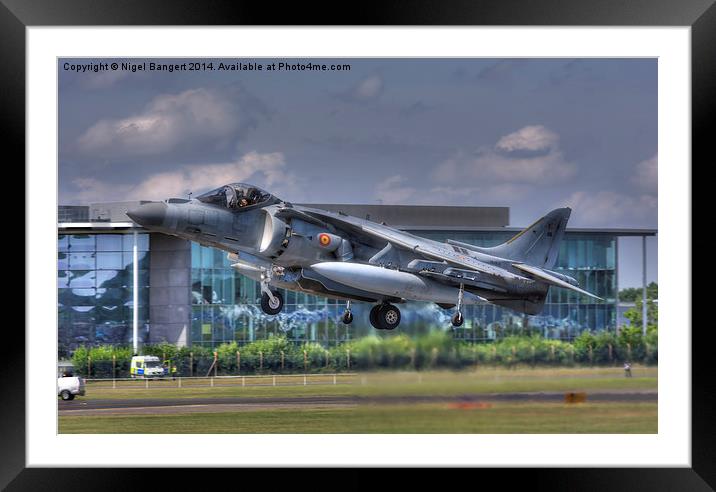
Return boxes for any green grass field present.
[59,402,657,434]
[60,367,658,434]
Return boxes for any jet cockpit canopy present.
[196,183,279,210]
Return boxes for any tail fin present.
[477,208,571,268]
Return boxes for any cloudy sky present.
[58,58,657,287]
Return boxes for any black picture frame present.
[5,0,707,489]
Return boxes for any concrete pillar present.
[148,233,191,346]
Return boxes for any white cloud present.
[557,190,657,227]
[432,125,575,185]
[495,125,559,153]
[632,153,657,192]
[69,151,304,203]
[77,86,261,156]
[374,175,416,204]
[339,74,384,103]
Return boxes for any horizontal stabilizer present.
[512,263,603,301]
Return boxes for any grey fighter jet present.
[127,183,601,330]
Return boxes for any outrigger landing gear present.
[451,283,465,327]
[369,302,401,330]
[259,270,283,315]
[341,300,354,324]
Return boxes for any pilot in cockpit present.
[224,186,238,209]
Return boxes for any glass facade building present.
[58,201,647,352]
[58,232,150,355]
[189,231,617,347]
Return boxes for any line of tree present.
[619,282,658,328]
[70,328,658,378]
[619,282,658,302]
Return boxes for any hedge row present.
[70,327,657,378]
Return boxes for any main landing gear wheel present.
[380,304,401,330]
[370,303,401,330]
[369,305,382,329]
[260,290,284,315]
[451,312,464,327]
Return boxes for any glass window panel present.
[68,252,95,270]
[58,235,69,252]
[222,273,235,305]
[132,305,149,321]
[58,271,70,289]
[96,234,123,251]
[69,322,92,343]
[191,316,202,343]
[58,288,75,306]
[201,246,214,268]
[71,288,96,301]
[122,233,150,251]
[58,252,69,270]
[606,238,616,269]
[68,270,96,288]
[96,252,123,270]
[96,270,124,288]
[192,279,203,305]
[95,304,126,323]
[137,270,150,287]
[211,271,224,304]
[95,323,130,344]
[69,234,95,251]
[96,287,128,305]
[191,242,201,268]
[121,250,149,270]
[71,305,96,321]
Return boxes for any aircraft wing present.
[512,263,603,300]
[274,207,331,228]
[299,207,525,281]
[360,224,527,280]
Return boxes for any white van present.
[130,355,165,378]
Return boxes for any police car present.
[130,355,166,379]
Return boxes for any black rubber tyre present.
[60,390,74,401]
[341,311,354,324]
[451,312,464,327]
[260,290,284,315]
[378,304,401,330]
[369,305,383,329]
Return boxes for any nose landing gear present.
[260,289,284,315]
[369,302,401,330]
[259,269,284,315]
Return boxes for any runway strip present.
[60,391,657,416]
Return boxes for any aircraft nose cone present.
[126,202,167,227]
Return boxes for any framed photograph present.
[7,0,707,488]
